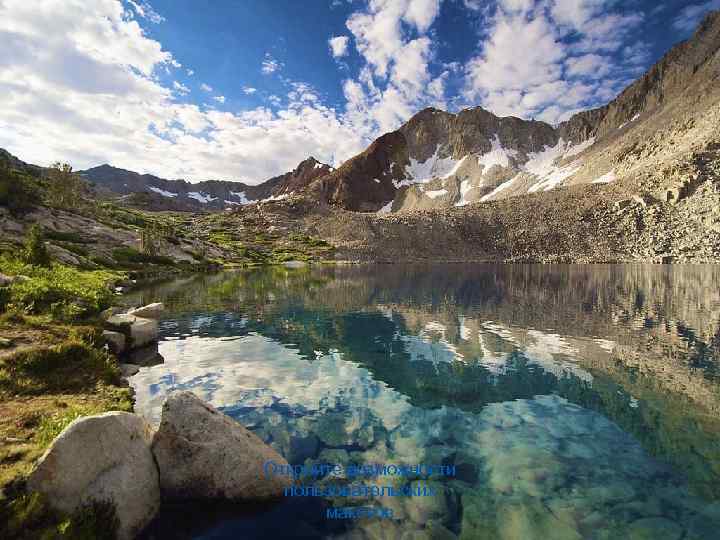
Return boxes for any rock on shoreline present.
[103,303,164,355]
[27,412,159,540]
[26,392,288,539]
[152,391,292,501]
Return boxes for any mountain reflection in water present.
[129,264,720,540]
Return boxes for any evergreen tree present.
[24,224,51,266]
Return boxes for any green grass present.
[35,404,111,449]
[0,256,120,319]
[0,339,121,396]
[0,492,119,540]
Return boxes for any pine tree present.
[24,224,51,266]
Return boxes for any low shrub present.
[44,230,95,244]
[0,171,41,216]
[112,246,175,266]
[58,242,90,258]
[22,225,50,267]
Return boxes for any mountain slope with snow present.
[302,11,720,214]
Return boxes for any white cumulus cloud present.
[127,0,165,24]
[463,0,646,123]
[329,35,350,58]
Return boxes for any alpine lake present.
[125,264,720,540]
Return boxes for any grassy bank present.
[0,254,133,539]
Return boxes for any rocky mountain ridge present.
[308,11,720,213]
[77,156,333,211]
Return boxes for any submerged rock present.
[152,391,292,501]
[119,363,140,377]
[626,517,683,540]
[27,412,159,540]
[497,499,583,540]
[126,343,164,367]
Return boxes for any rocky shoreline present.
[28,391,290,540]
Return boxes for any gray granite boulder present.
[27,412,160,540]
[152,391,292,501]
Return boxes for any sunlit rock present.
[27,412,159,540]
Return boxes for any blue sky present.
[0,0,717,183]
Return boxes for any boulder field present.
[27,391,290,540]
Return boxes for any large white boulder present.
[128,303,165,320]
[27,412,160,540]
[152,391,292,501]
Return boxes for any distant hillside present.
[78,157,333,211]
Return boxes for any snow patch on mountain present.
[524,138,592,193]
[188,191,217,203]
[148,186,178,198]
[425,189,448,199]
[377,200,393,214]
[397,146,463,188]
[592,171,616,184]
[455,179,473,207]
[230,191,251,204]
[618,114,641,131]
[562,137,595,159]
[480,175,518,202]
[261,192,292,203]
[477,135,517,171]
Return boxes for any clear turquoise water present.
[129,264,720,539]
